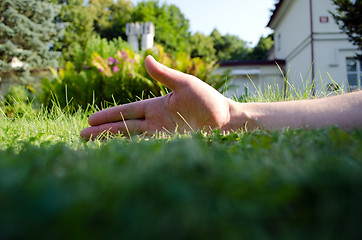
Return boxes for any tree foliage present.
[248,34,274,60]
[50,0,273,63]
[210,29,251,61]
[51,0,132,62]
[0,0,61,81]
[54,0,190,55]
[188,33,216,61]
[88,0,114,34]
[131,0,190,53]
[330,0,362,59]
[93,0,133,41]
[52,0,95,54]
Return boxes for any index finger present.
[88,100,147,126]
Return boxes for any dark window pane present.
[348,74,357,86]
[347,59,357,72]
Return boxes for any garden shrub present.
[40,37,231,109]
[62,35,130,70]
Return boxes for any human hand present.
[80,56,362,140]
[80,55,236,140]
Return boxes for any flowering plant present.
[91,50,136,77]
[41,39,226,109]
[88,49,159,104]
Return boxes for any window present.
[346,58,361,91]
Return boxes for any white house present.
[218,0,361,98]
[267,0,361,93]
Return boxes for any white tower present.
[125,22,141,51]
[140,22,155,50]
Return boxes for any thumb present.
[144,55,191,91]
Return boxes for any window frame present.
[346,58,361,91]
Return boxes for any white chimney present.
[126,22,141,51]
[140,22,155,50]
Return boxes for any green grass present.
[0,96,361,239]
[0,103,88,150]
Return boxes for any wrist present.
[221,100,262,132]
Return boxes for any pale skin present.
[80,55,362,140]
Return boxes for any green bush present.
[62,35,130,70]
[40,37,230,109]
[40,49,163,109]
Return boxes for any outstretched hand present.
[80,55,234,140]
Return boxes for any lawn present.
[0,102,361,240]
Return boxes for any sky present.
[130,0,277,47]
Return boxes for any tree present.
[210,29,250,61]
[93,0,133,41]
[50,0,96,62]
[248,34,274,60]
[88,0,114,34]
[188,32,216,61]
[330,0,362,59]
[0,0,61,83]
[131,0,190,53]
[210,29,226,59]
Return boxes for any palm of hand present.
[165,81,230,132]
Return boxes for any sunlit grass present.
[0,101,87,150]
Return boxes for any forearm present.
[227,91,362,131]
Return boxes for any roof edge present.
[267,0,284,29]
[219,59,286,67]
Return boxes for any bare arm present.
[80,56,362,140]
[226,91,362,131]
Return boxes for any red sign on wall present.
[320,16,329,23]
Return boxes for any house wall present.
[272,0,313,91]
[274,0,310,61]
[271,0,361,93]
[313,38,357,91]
[312,0,359,91]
